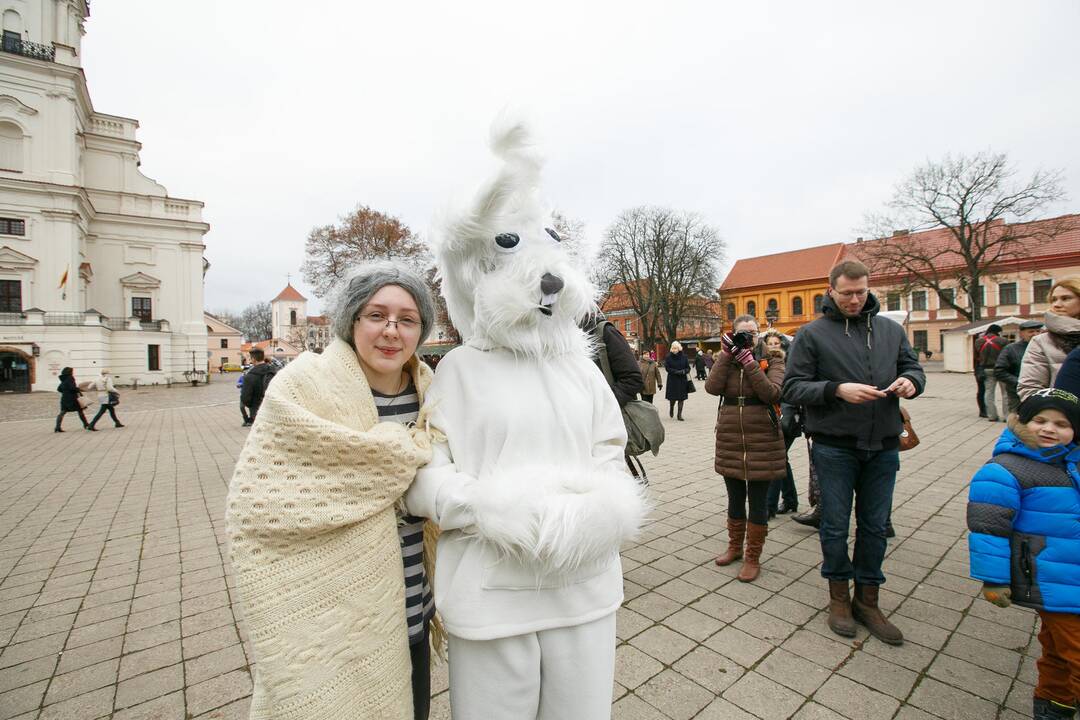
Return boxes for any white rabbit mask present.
[433,119,597,359]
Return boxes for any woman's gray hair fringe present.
[325,261,436,348]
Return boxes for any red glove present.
[735,348,756,367]
[720,333,735,355]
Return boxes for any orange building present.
[718,243,846,334]
[718,213,1080,359]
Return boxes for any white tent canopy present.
[942,316,1035,373]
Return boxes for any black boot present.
[1033,697,1076,719]
[885,521,896,538]
[677,401,685,421]
[793,505,821,528]
[778,501,799,514]
[669,401,675,418]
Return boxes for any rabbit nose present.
[540,273,564,295]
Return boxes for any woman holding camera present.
[706,315,786,582]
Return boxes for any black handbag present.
[108,390,120,406]
[686,378,696,394]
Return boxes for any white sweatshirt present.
[405,344,645,641]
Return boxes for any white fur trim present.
[465,465,649,573]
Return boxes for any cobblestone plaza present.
[0,370,1041,719]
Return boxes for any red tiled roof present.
[272,284,307,302]
[720,243,846,291]
[306,315,329,325]
[844,214,1080,276]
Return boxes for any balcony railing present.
[0,37,55,62]
[0,312,168,331]
[43,312,88,325]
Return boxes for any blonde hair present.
[1052,276,1080,317]
[670,341,683,353]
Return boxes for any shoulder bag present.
[594,323,665,457]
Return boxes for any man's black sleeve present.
[781,329,835,406]
[896,331,927,397]
[240,371,254,407]
[602,323,644,407]
[994,344,1020,387]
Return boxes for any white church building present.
[0,0,209,392]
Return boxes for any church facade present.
[270,283,332,354]
[0,0,209,392]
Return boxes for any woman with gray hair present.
[226,261,442,720]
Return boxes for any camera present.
[732,331,755,350]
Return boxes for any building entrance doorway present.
[0,351,31,393]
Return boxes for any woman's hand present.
[982,583,1012,608]
[720,333,735,355]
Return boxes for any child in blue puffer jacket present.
[968,388,1080,720]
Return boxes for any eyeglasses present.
[833,289,869,299]
[356,312,421,333]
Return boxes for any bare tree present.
[301,205,428,297]
[859,151,1067,321]
[598,207,725,347]
[239,301,273,342]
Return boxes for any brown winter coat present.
[705,349,786,482]
[639,359,663,395]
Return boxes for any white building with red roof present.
[270,283,332,353]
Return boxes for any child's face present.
[766,336,782,352]
[1026,409,1075,447]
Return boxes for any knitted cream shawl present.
[226,338,434,720]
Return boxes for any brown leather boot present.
[737,522,767,582]
[715,518,746,566]
[852,583,904,645]
[827,580,857,638]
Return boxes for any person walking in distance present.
[665,341,691,420]
[707,315,786,582]
[241,348,277,424]
[978,324,1006,422]
[639,351,662,403]
[973,332,990,418]
[54,367,89,432]
[782,260,925,645]
[996,320,1044,413]
[87,368,124,431]
[694,350,707,380]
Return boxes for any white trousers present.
[448,612,616,720]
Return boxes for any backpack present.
[593,322,665,457]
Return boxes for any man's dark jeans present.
[812,442,899,586]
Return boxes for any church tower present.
[270,283,307,345]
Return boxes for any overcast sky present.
[80,1,1080,314]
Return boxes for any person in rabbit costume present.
[405,119,647,719]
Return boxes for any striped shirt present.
[373,379,435,644]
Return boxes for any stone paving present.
[0,369,1042,719]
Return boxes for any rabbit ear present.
[433,114,546,340]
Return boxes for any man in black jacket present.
[241,348,278,424]
[977,324,1006,421]
[994,320,1042,413]
[582,314,644,407]
[783,260,925,646]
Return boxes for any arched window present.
[813,294,824,314]
[766,298,779,321]
[726,303,735,320]
[747,300,756,317]
[792,296,804,316]
[0,122,23,172]
[289,309,297,325]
